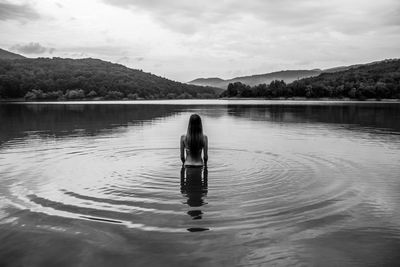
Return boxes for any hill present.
[288,59,400,99]
[189,69,323,88]
[188,63,378,89]
[0,48,26,59]
[189,77,225,87]
[220,59,400,99]
[0,56,221,100]
[322,65,361,73]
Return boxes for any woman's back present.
[181,134,208,167]
[180,114,208,167]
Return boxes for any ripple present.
[0,144,367,234]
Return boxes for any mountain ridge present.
[0,48,26,59]
[188,63,374,88]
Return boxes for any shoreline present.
[220,97,400,102]
[1,97,400,103]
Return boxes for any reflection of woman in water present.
[180,167,208,208]
[180,114,208,167]
[180,166,208,229]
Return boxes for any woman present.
[180,114,208,167]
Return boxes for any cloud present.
[0,1,40,21]
[102,0,400,35]
[102,0,238,34]
[1,0,398,81]
[11,42,55,54]
[59,45,133,58]
[382,6,400,27]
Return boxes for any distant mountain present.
[188,63,375,89]
[322,65,362,73]
[190,77,225,87]
[0,48,25,59]
[189,70,323,88]
[322,59,397,73]
[0,55,221,100]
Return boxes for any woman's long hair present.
[186,114,204,151]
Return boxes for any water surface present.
[1,100,400,266]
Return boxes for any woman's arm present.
[180,135,185,164]
[203,135,208,166]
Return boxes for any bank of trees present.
[1,57,399,101]
[221,59,400,99]
[0,58,219,100]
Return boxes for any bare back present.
[180,135,208,167]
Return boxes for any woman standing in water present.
[180,114,208,167]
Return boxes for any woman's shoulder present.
[181,134,186,143]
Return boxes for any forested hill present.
[0,48,26,60]
[221,59,400,99]
[0,57,220,100]
[289,59,400,99]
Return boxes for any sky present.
[0,0,400,82]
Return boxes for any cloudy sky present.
[1,0,400,81]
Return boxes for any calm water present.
[1,100,400,266]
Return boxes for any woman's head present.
[186,114,204,151]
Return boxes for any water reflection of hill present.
[1,102,399,146]
[226,104,400,132]
[0,104,180,144]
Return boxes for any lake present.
[1,100,400,266]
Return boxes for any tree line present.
[1,57,399,101]
[0,58,219,100]
[221,59,400,99]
